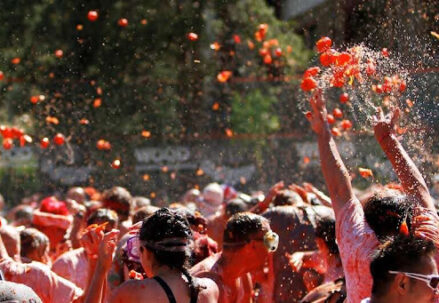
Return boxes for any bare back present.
[110,275,219,303]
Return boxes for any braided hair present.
[139,208,200,301]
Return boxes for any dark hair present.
[20,228,49,259]
[225,198,248,218]
[223,212,266,245]
[273,190,303,206]
[363,194,412,241]
[139,208,199,300]
[102,186,132,219]
[87,208,119,229]
[370,236,436,296]
[315,215,338,255]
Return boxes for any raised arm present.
[373,108,434,211]
[250,181,284,214]
[305,91,355,215]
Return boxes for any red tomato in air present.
[303,67,320,78]
[331,72,345,88]
[111,159,121,169]
[399,81,406,92]
[263,54,272,64]
[333,108,343,118]
[327,114,335,124]
[187,32,198,41]
[53,133,65,145]
[320,52,332,66]
[259,48,269,57]
[341,119,353,130]
[233,34,241,44]
[30,96,39,104]
[1,127,12,139]
[11,127,23,139]
[366,63,376,76]
[382,48,389,57]
[335,52,351,66]
[375,84,383,94]
[339,93,349,104]
[258,24,268,40]
[55,49,63,58]
[274,48,282,57]
[0,71,4,81]
[3,138,13,150]
[301,77,317,92]
[118,18,128,27]
[316,37,332,53]
[40,137,50,149]
[331,127,342,137]
[87,10,98,22]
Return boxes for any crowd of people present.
[0,91,438,303]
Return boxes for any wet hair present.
[363,194,412,241]
[225,198,248,218]
[223,212,267,246]
[273,190,304,206]
[102,186,132,220]
[87,208,119,229]
[370,236,436,297]
[315,215,338,255]
[132,206,159,224]
[139,208,199,300]
[20,228,49,260]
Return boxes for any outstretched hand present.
[305,90,329,135]
[412,207,439,248]
[373,107,400,143]
[285,252,305,272]
[97,229,120,271]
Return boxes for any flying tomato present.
[40,137,50,149]
[53,133,65,146]
[301,77,317,92]
[339,93,349,104]
[187,32,198,41]
[87,10,98,22]
[118,18,128,27]
[316,37,332,53]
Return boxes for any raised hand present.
[305,90,329,135]
[412,207,439,248]
[373,106,400,143]
[285,252,305,272]
[97,230,120,271]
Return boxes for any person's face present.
[243,221,273,271]
[400,256,438,303]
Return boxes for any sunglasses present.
[389,270,439,290]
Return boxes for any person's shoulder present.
[196,277,220,303]
[110,279,160,302]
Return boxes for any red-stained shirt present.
[336,199,379,303]
[0,257,82,303]
[52,248,89,290]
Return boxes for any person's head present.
[364,194,412,241]
[12,205,33,227]
[273,190,304,207]
[87,208,119,232]
[371,236,437,303]
[223,213,278,271]
[0,281,42,302]
[138,208,193,277]
[101,186,132,221]
[132,205,159,224]
[182,188,200,203]
[132,196,151,212]
[314,214,338,256]
[201,183,224,207]
[66,187,86,204]
[20,228,50,264]
[225,198,248,219]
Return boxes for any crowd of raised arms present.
[1,91,439,303]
